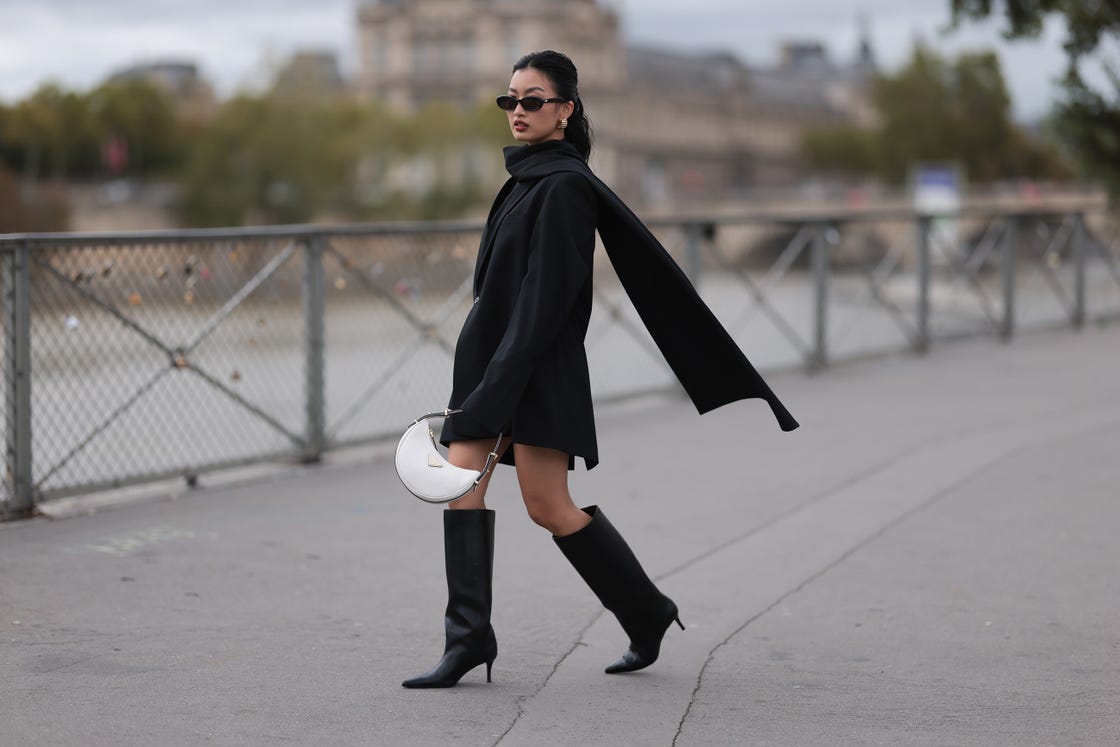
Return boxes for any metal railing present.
[3,206,1118,519]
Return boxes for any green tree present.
[87,80,184,176]
[0,103,19,170]
[874,45,962,182]
[950,0,1120,194]
[0,80,182,181]
[180,92,394,226]
[178,87,511,227]
[4,84,96,181]
[950,51,1017,179]
[0,67,515,228]
[802,127,880,178]
[178,95,265,226]
[803,44,1071,184]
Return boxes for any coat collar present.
[504,140,585,182]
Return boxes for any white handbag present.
[394,410,503,503]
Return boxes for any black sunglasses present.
[496,95,567,112]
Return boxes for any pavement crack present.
[656,399,1120,591]
[668,419,1116,746]
[492,610,606,746]
[654,445,922,584]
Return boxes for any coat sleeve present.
[457,172,597,433]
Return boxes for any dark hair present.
[512,50,593,163]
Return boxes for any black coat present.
[441,140,798,470]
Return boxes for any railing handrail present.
[643,204,1106,228]
[1,203,1111,249]
[0,219,489,248]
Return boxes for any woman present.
[402,51,797,689]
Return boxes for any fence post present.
[683,223,704,289]
[3,243,34,520]
[915,216,931,354]
[1001,215,1017,341]
[302,234,326,463]
[1072,212,1086,329]
[810,223,829,371]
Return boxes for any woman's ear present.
[562,101,575,120]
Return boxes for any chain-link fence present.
[3,207,1118,519]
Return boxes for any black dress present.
[441,140,798,470]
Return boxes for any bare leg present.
[513,444,592,536]
[446,437,511,510]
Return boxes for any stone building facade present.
[357,0,624,110]
[355,0,876,206]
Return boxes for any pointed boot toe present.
[554,506,685,675]
[605,606,683,674]
[402,642,496,688]
[605,648,651,674]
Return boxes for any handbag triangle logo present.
[428,453,443,468]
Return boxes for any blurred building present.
[356,0,624,110]
[355,0,877,205]
[274,51,347,97]
[109,61,217,121]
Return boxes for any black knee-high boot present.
[402,508,497,688]
[553,505,683,674]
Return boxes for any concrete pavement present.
[2,325,1119,745]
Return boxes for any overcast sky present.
[0,0,1072,120]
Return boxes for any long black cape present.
[507,142,798,432]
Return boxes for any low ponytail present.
[565,96,593,164]
[513,50,594,163]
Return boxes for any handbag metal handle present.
[412,409,503,485]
